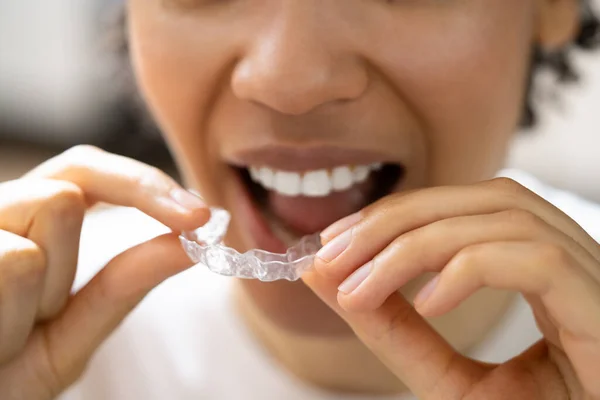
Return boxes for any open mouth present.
[234,162,404,250]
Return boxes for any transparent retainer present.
[179,208,322,282]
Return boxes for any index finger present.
[315,178,600,282]
[23,145,210,231]
[302,270,485,400]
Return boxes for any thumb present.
[302,269,485,400]
[44,233,193,386]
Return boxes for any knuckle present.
[536,243,573,275]
[385,191,415,213]
[451,245,483,275]
[132,166,174,194]
[13,181,88,232]
[488,176,520,191]
[25,145,103,181]
[363,190,409,218]
[46,180,85,202]
[388,233,417,255]
[61,145,103,162]
[56,145,104,177]
[502,208,544,230]
[0,244,46,288]
[487,177,531,200]
[361,201,392,222]
[382,190,406,206]
[44,182,86,219]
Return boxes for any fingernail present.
[170,188,206,210]
[414,275,440,307]
[316,229,352,263]
[338,262,372,294]
[321,212,362,243]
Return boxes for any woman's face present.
[127,0,578,331]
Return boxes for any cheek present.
[127,3,243,190]
[366,1,536,184]
[128,0,536,193]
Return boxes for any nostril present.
[231,47,368,116]
[232,61,336,115]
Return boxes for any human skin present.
[126,0,584,394]
[0,0,596,399]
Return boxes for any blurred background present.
[0,0,599,201]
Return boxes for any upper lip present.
[227,145,396,171]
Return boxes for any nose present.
[231,8,368,115]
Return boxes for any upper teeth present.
[249,163,383,198]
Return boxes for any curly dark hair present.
[522,1,600,126]
[97,1,600,165]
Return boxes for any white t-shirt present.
[60,170,600,400]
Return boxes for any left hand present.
[303,177,600,400]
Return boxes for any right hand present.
[0,145,210,400]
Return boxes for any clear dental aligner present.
[179,208,322,282]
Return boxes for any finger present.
[0,230,46,364]
[315,178,600,279]
[335,210,599,312]
[0,180,86,319]
[413,241,600,395]
[39,233,194,387]
[415,241,600,332]
[23,145,210,231]
[302,270,486,400]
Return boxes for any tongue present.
[269,180,373,235]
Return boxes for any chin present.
[204,144,410,337]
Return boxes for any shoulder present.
[499,169,600,242]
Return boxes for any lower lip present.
[230,169,288,254]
